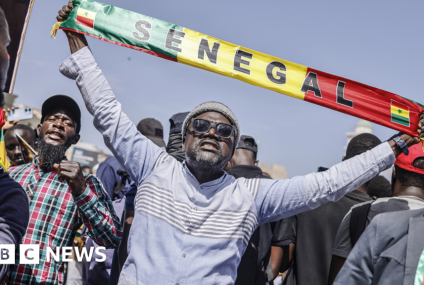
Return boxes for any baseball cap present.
[41,95,81,134]
[237,135,258,158]
[395,143,424,175]
[137,118,166,147]
[169,112,190,134]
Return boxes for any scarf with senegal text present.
[52,0,424,146]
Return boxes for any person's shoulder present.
[350,199,374,210]
[376,207,424,223]
[9,162,31,175]
[83,172,103,186]
[97,156,118,171]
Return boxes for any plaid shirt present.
[5,157,123,285]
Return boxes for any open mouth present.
[46,129,64,141]
[199,140,219,151]
[14,157,23,163]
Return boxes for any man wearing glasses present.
[57,3,424,285]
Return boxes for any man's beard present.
[186,138,228,174]
[38,132,73,165]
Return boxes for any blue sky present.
[13,0,424,177]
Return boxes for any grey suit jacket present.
[334,208,424,285]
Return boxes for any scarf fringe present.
[421,137,424,153]
[50,22,62,39]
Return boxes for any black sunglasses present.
[191,118,235,138]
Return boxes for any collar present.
[32,155,67,173]
[182,161,227,188]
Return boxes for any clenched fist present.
[57,1,74,22]
[57,1,88,54]
[55,161,87,196]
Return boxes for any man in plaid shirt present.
[5,95,123,285]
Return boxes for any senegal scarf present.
[52,0,424,142]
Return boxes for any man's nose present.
[53,119,65,129]
[205,126,219,139]
[13,146,21,155]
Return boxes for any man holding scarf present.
[57,3,424,285]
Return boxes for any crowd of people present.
[0,3,424,285]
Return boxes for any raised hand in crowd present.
[57,1,88,54]
[3,106,19,130]
[55,160,87,196]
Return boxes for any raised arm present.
[255,134,421,225]
[57,3,162,185]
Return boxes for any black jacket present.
[0,171,29,282]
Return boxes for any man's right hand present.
[57,1,89,54]
[57,1,73,22]
[389,113,424,157]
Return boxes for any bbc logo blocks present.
[20,244,40,264]
[0,244,39,264]
[0,244,106,264]
[0,245,15,264]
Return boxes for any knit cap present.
[182,102,240,148]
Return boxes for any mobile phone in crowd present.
[7,108,33,121]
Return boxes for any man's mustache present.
[194,138,221,151]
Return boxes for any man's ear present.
[71,134,80,145]
[254,160,259,167]
[342,156,346,162]
[36,124,42,137]
[182,135,186,152]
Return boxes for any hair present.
[345,133,382,160]
[7,124,36,143]
[367,175,392,198]
[81,165,92,171]
[395,158,424,189]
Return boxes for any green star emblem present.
[85,12,88,16]
[398,109,402,114]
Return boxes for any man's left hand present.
[56,161,87,196]
[3,107,20,130]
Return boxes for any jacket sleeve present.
[60,46,163,186]
[255,142,394,224]
[333,214,380,284]
[0,174,29,282]
[74,175,123,249]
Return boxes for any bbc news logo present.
[0,245,106,264]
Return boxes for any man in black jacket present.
[228,135,293,285]
[0,7,29,283]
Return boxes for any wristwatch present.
[389,135,409,156]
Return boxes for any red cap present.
[0,107,4,130]
[395,143,424,175]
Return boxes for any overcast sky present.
[13,0,424,178]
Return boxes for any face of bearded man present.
[183,112,234,175]
[37,107,79,165]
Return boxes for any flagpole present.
[8,0,35,94]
